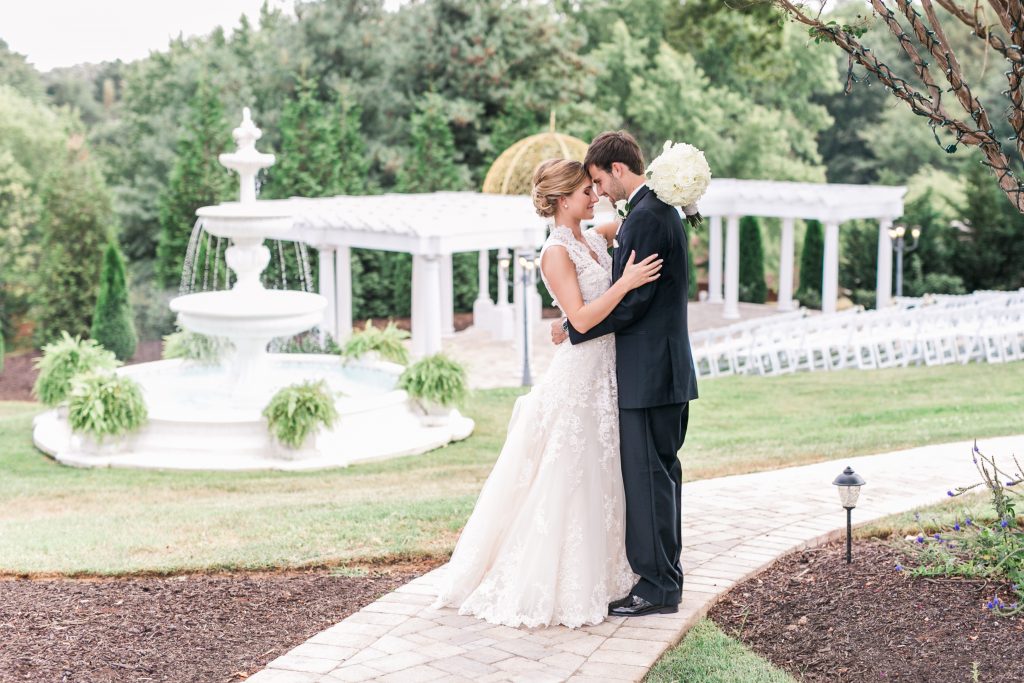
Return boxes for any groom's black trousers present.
[619,402,689,606]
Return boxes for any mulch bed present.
[0,565,433,682]
[709,539,1024,682]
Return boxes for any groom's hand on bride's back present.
[551,319,568,345]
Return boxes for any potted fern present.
[162,325,233,365]
[398,353,468,425]
[67,371,148,455]
[340,320,410,365]
[262,380,339,460]
[33,332,120,414]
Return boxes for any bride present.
[433,159,663,628]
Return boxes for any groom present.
[552,130,698,617]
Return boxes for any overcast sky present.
[1,0,405,72]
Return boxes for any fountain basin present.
[32,354,475,470]
[170,289,326,340]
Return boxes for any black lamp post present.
[833,466,866,564]
[887,223,921,298]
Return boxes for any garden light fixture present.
[833,466,866,564]
[518,250,538,387]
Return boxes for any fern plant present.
[33,331,120,407]
[162,325,233,365]
[262,380,339,449]
[398,354,468,408]
[67,371,148,440]
[340,320,410,365]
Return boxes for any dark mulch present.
[709,539,1024,682]
[0,566,430,682]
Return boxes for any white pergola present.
[253,192,548,357]
[700,179,907,317]
[241,179,906,356]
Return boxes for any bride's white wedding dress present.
[433,225,635,629]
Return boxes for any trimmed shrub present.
[797,219,824,308]
[91,241,137,360]
[738,216,766,303]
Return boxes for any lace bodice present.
[540,226,613,310]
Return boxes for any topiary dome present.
[482,114,589,196]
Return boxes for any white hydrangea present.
[645,140,712,209]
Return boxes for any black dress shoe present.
[608,594,633,612]
[608,594,678,617]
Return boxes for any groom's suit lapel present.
[613,185,653,281]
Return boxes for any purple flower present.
[986,600,994,609]
[965,517,973,526]
[1007,481,1018,487]
[895,563,903,572]
[1001,519,1010,529]
[947,490,955,497]
[916,535,925,544]
[954,522,962,531]
[934,533,942,541]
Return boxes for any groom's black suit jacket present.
[567,186,698,409]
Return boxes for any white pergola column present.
[822,220,840,314]
[334,246,353,339]
[777,217,795,311]
[472,249,495,332]
[440,253,455,336]
[723,215,741,319]
[708,215,723,304]
[411,254,443,358]
[317,247,337,340]
[876,218,894,310]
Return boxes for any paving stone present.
[538,651,586,671]
[377,664,447,682]
[461,645,511,664]
[493,656,546,674]
[309,630,379,650]
[363,600,425,616]
[267,654,338,674]
[371,634,420,655]
[380,591,436,605]
[388,617,439,637]
[611,625,679,643]
[287,643,358,662]
[491,637,555,660]
[346,611,410,627]
[577,660,650,680]
[412,642,467,659]
[322,665,384,682]
[598,637,666,655]
[588,647,660,668]
[338,647,388,668]
[244,670,321,683]
[555,634,604,657]
[362,651,431,674]
[430,654,500,676]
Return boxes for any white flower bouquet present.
[646,140,712,227]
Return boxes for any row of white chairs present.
[693,290,1024,379]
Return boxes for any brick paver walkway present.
[247,433,1024,683]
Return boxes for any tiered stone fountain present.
[33,110,474,470]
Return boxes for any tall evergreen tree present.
[335,99,369,195]
[155,82,234,289]
[396,94,466,193]
[797,219,824,307]
[34,153,113,344]
[91,241,137,360]
[738,216,767,303]
[954,163,1024,291]
[265,75,340,199]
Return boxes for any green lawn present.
[1,362,1022,575]
[646,618,795,683]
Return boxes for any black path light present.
[833,466,866,564]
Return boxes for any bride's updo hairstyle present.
[531,159,589,218]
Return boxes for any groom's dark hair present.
[584,131,645,175]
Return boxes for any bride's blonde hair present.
[531,159,589,218]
